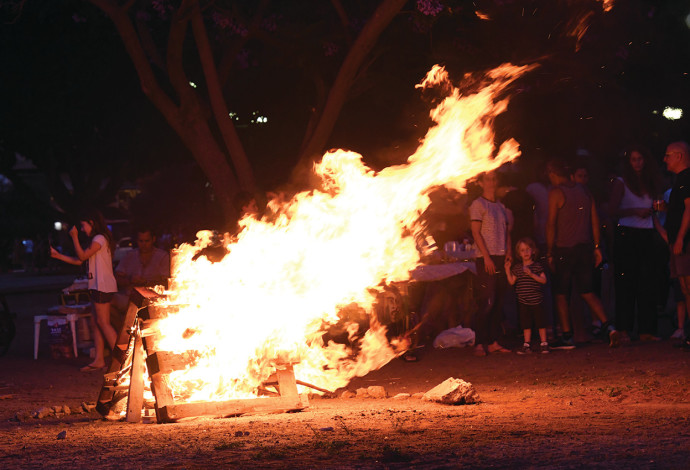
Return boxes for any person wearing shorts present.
[50,210,118,371]
[663,141,690,350]
[545,159,619,349]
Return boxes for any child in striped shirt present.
[505,237,549,354]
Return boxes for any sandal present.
[473,346,487,357]
[80,364,106,372]
[487,345,511,354]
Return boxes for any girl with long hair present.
[609,146,663,342]
[51,209,118,371]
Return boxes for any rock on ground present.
[423,377,479,405]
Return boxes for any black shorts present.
[89,289,114,303]
[553,243,594,295]
[518,302,548,330]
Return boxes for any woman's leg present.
[93,301,117,349]
[88,316,106,367]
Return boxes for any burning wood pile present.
[96,63,534,423]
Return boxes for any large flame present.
[152,62,536,403]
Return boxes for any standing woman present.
[608,146,663,341]
[51,210,118,371]
[470,170,513,356]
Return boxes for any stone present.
[393,393,411,400]
[57,430,67,440]
[367,386,387,399]
[355,388,370,398]
[422,378,479,405]
[63,405,71,415]
[34,407,53,419]
[411,392,425,399]
[340,390,356,399]
[14,411,32,422]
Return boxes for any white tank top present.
[616,177,653,229]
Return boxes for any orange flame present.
[152,62,536,403]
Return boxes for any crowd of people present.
[47,140,690,370]
[411,140,690,356]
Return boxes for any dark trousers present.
[474,255,507,345]
[614,226,657,335]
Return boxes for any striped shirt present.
[511,261,544,306]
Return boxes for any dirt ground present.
[1,279,690,469]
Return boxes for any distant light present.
[652,110,658,115]
[54,221,63,231]
[663,106,683,121]
[189,81,197,88]
[256,116,268,123]
[686,13,690,29]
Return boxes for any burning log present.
[96,288,309,423]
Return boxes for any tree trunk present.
[298,0,407,162]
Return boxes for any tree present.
[72,0,410,220]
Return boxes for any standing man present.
[111,228,170,318]
[663,141,690,350]
[546,159,619,349]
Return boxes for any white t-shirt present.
[469,196,509,256]
[616,177,653,229]
[88,234,117,293]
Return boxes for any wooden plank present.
[131,287,162,307]
[276,366,298,397]
[149,373,175,423]
[139,319,160,336]
[157,394,309,422]
[146,351,198,376]
[125,334,145,423]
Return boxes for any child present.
[505,237,549,354]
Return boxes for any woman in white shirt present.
[51,210,117,371]
[609,147,663,342]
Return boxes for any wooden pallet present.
[96,287,309,423]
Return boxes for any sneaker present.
[609,329,620,348]
[539,341,550,354]
[671,328,685,340]
[516,343,531,355]
[550,336,575,350]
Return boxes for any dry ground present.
[1,286,690,468]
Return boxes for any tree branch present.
[190,1,255,191]
[299,0,407,161]
[87,0,183,134]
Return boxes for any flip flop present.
[488,346,511,354]
[80,364,106,372]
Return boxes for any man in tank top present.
[545,158,620,349]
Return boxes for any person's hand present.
[673,238,684,256]
[504,259,512,272]
[69,225,79,238]
[594,247,603,267]
[547,254,555,271]
[483,255,496,275]
[50,246,60,259]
